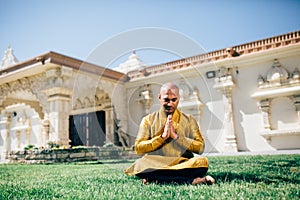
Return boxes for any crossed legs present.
[137,167,215,185]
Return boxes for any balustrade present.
[128,31,300,79]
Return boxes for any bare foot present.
[142,179,148,185]
[205,175,215,184]
[192,175,215,185]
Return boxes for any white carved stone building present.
[1,30,300,160]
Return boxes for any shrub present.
[47,141,60,149]
[24,144,37,151]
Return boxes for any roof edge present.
[0,51,129,82]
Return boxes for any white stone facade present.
[0,31,300,160]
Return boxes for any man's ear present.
[158,93,161,100]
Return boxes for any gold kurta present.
[125,108,208,176]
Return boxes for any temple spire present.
[0,45,19,69]
[114,50,147,73]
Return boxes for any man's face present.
[158,89,179,115]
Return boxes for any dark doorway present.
[69,111,106,147]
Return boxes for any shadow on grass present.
[75,159,135,165]
[211,172,298,184]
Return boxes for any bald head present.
[158,83,180,115]
[160,83,180,97]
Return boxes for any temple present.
[0,30,300,161]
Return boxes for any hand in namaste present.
[162,115,178,140]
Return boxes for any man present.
[125,83,215,185]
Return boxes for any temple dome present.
[266,59,289,82]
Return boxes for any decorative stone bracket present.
[45,66,73,88]
[44,87,72,101]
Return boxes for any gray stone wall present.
[8,147,139,163]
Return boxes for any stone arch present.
[72,88,112,110]
[0,102,45,152]
[0,74,49,119]
[1,90,44,119]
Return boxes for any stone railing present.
[8,146,140,163]
[128,30,300,79]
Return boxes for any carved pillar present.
[5,115,11,158]
[16,131,21,149]
[27,120,31,145]
[43,67,73,146]
[44,87,72,146]
[214,74,238,152]
[0,113,12,159]
[42,113,50,145]
[258,99,271,130]
[105,107,114,144]
[223,89,238,152]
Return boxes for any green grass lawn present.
[0,154,299,200]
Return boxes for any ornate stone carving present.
[177,81,203,121]
[252,59,300,148]
[30,74,49,114]
[178,80,192,100]
[115,126,130,147]
[257,59,297,89]
[138,84,153,116]
[0,74,49,116]
[83,97,92,108]
[95,87,111,108]
[214,69,235,92]
[0,83,10,106]
[72,87,111,110]
[257,99,271,130]
[45,67,73,88]
[290,68,300,84]
[113,107,130,147]
[214,67,238,152]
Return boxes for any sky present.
[0,0,299,68]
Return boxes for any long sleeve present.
[135,116,165,154]
[174,115,205,155]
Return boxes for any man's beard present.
[164,106,174,114]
